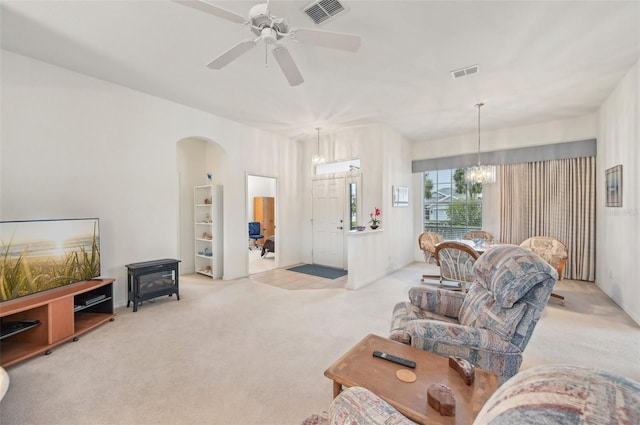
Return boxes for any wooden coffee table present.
[324,334,498,425]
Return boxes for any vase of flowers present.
[369,207,381,229]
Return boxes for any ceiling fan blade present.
[207,40,256,69]
[172,0,246,24]
[289,28,361,52]
[271,45,304,87]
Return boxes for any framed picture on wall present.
[392,186,409,207]
[605,164,622,207]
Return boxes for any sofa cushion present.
[474,245,557,308]
[459,284,527,341]
[328,387,417,425]
[474,364,640,425]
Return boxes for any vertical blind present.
[499,156,596,281]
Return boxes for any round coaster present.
[396,369,417,383]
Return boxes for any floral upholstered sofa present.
[302,364,640,425]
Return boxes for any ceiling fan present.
[174,0,362,86]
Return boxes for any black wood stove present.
[126,259,180,312]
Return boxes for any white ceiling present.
[2,0,639,141]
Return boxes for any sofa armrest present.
[408,286,465,318]
[329,387,417,425]
[406,320,518,352]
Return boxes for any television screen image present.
[0,218,100,302]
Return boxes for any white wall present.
[0,50,306,306]
[597,60,640,324]
[383,126,415,272]
[413,114,598,160]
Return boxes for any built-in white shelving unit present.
[194,185,223,278]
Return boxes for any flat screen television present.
[0,218,100,302]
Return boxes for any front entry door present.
[312,178,345,269]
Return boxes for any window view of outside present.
[424,169,483,239]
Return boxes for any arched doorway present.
[176,137,226,276]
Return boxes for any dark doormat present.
[287,264,348,280]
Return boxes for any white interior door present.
[312,178,345,269]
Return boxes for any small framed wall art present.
[605,164,622,207]
[392,186,409,207]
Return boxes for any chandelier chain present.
[465,102,495,185]
[476,102,484,166]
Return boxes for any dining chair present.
[434,241,480,293]
[418,232,443,282]
[463,230,495,244]
[520,236,568,305]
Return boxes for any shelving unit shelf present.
[194,184,223,278]
[0,278,115,367]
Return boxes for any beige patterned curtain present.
[499,157,595,281]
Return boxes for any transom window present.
[423,169,483,239]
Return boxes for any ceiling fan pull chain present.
[265,43,268,68]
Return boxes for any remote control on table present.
[372,350,416,369]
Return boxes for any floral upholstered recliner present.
[390,245,558,384]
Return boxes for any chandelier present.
[311,127,326,165]
[465,102,495,184]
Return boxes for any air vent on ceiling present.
[451,64,480,79]
[303,0,346,25]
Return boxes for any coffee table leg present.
[332,381,342,398]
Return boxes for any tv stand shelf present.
[0,278,115,367]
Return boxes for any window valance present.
[412,139,596,173]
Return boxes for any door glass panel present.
[349,183,357,230]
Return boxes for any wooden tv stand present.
[0,279,115,367]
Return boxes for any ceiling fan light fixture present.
[465,102,496,185]
[261,27,277,44]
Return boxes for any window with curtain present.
[499,156,595,281]
[423,169,484,239]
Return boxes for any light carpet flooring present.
[1,262,639,425]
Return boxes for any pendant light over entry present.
[312,127,326,165]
